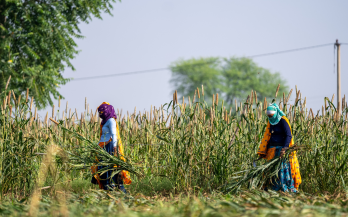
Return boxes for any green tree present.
[170,57,221,100]
[0,0,117,109]
[222,57,288,105]
[170,57,288,105]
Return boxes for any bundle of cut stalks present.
[51,119,142,179]
[222,147,301,193]
[66,141,142,179]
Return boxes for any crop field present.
[0,85,348,216]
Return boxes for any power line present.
[72,43,334,81]
[242,43,333,58]
[72,68,168,81]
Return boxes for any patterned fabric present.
[268,146,297,192]
[98,102,117,125]
[91,163,103,189]
[257,116,302,190]
[265,147,276,161]
[97,138,112,148]
[268,118,292,147]
[115,121,132,185]
[267,103,285,125]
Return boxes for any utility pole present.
[335,39,341,116]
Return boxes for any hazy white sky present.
[41,0,348,118]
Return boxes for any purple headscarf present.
[98,102,117,125]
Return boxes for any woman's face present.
[99,111,103,118]
[267,113,274,118]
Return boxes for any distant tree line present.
[170,57,288,106]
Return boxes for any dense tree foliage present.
[170,57,288,105]
[0,0,117,108]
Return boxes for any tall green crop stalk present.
[0,86,347,196]
[0,100,43,198]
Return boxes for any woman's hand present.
[259,154,266,159]
[280,148,288,158]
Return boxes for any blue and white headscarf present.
[266,103,285,125]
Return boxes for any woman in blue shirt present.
[91,102,130,193]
